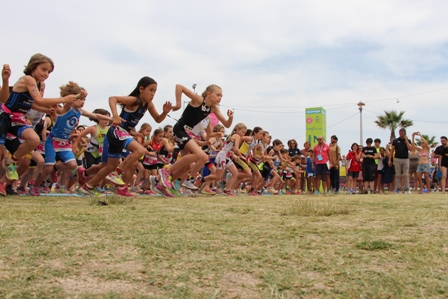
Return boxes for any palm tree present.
[415,134,438,148]
[374,110,413,143]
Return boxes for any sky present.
[2,0,448,154]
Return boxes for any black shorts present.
[143,163,159,171]
[173,123,191,150]
[84,151,102,169]
[362,163,376,182]
[0,112,10,146]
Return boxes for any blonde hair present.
[231,123,246,134]
[139,123,152,133]
[201,84,221,98]
[213,124,224,133]
[59,81,82,97]
[24,53,54,76]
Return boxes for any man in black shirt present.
[388,128,413,193]
[434,136,448,193]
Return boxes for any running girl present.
[80,76,172,197]
[157,84,233,195]
[0,54,77,180]
[30,82,111,196]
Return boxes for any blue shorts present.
[44,135,75,165]
[101,126,133,163]
[416,163,431,173]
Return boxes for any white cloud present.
[1,0,448,153]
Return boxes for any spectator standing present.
[329,135,341,193]
[312,136,331,194]
[434,136,448,194]
[388,128,413,194]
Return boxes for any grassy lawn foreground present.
[0,193,447,298]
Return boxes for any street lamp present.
[357,101,365,145]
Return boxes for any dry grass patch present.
[1,193,448,298]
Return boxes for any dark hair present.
[163,125,172,132]
[366,138,373,144]
[399,128,406,133]
[89,108,111,123]
[152,128,163,138]
[331,135,338,141]
[253,127,263,134]
[351,143,359,150]
[441,136,447,140]
[24,53,54,76]
[272,139,283,146]
[245,129,253,136]
[374,138,381,143]
[120,76,157,108]
[288,139,298,148]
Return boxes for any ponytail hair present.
[201,84,221,98]
[120,76,157,108]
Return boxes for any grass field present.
[1,192,447,298]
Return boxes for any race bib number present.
[114,126,132,141]
[52,138,72,152]
[10,112,28,126]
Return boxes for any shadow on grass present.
[88,196,134,206]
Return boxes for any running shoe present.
[149,175,158,193]
[182,179,198,190]
[144,189,154,195]
[54,185,69,194]
[173,179,182,193]
[3,161,18,181]
[223,190,236,196]
[249,190,259,196]
[29,186,41,196]
[158,168,172,189]
[156,183,174,197]
[0,184,6,196]
[39,185,51,193]
[16,186,28,195]
[268,188,279,194]
[79,184,100,196]
[213,187,223,194]
[200,187,216,195]
[106,171,125,186]
[170,188,181,196]
[5,185,18,195]
[116,186,135,197]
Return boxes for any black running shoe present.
[6,185,18,195]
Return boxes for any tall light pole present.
[357,101,365,145]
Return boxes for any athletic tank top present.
[86,124,109,157]
[50,108,81,140]
[119,100,148,132]
[177,100,211,128]
[4,82,40,114]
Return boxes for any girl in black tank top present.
[158,84,235,190]
[81,76,173,197]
